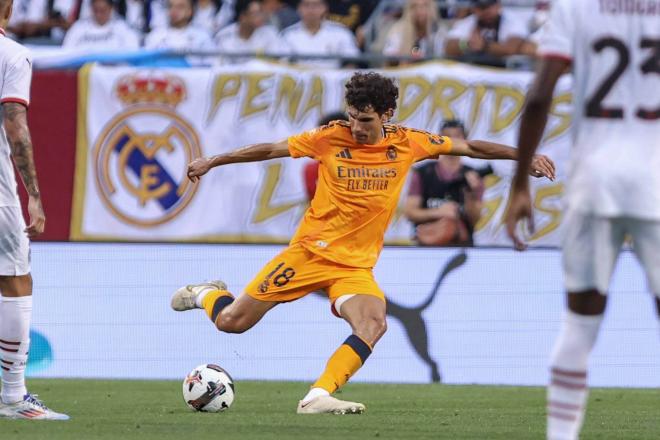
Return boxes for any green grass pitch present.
[0,380,657,439]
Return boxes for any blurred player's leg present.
[625,216,660,377]
[205,292,277,333]
[298,294,386,414]
[0,275,68,420]
[547,291,605,440]
[625,217,660,319]
[0,275,32,405]
[171,281,277,333]
[548,213,624,440]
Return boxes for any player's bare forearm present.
[513,58,568,189]
[187,139,290,181]
[451,138,518,160]
[2,103,40,197]
[208,140,290,167]
[449,138,556,180]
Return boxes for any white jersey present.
[0,29,32,208]
[280,20,360,69]
[539,0,660,219]
[214,23,280,64]
[62,19,140,51]
[144,25,214,51]
[447,10,529,43]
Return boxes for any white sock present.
[0,296,32,404]
[547,310,603,440]
[194,285,220,308]
[302,387,329,404]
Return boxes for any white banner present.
[72,61,572,246]
[29,243,659,387]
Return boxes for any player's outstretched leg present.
[298,295,386,415]
[0,275,69,420]
[547,291,605,440]
[171,281,276,333]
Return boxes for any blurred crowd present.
[5,0,552,67]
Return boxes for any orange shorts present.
[244,244,385,315]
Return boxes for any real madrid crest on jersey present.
[386,146,397,161]
[93,75,201,227]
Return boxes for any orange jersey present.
[288,121,453,268]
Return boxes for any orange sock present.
[201,289,234,324]
[313,335,373,393]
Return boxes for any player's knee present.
[355,315,387,345]
[374,317,387,340]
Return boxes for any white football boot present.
[0,394,69,420]
[297,395,366,415]
[171,280,227,311]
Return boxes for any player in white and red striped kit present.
[0,0,68,420]
[506,1,659,439]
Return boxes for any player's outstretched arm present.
[187,139,290,182]
[505,57,569,250]
[447,138,556,181]
[2,102,45,238]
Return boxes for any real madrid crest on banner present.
[92,75,202,227]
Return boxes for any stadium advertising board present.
[30,244,659,387]
[72,61,571,246]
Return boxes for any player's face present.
[92,0,112,26]
[298,0,326,27]
[347,106,390,145]
[168,0,193,28]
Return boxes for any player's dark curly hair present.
[344,72,398,116]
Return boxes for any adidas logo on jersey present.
[335,148,352,159]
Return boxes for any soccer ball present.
[182,364,235,412]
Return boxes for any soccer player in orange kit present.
[172,72,556,414]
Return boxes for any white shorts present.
[562,209,660,295]
[0,206,30,276]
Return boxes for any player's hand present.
[505,187,533,251]
[25,195,45,238]
[529,155,556,181]
[187,157,212,182]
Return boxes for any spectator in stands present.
[192,0,222,35]
[381,0,447,62]
[404,120,484,246]
[6,0,27,37]
[263,0,297,30]
[303,111,348,200]
[103,0,168,34]
[325,0,377,48]
[144,0,214,50]
[9,0,70,42]
[518,0,551,57]
[444,0,528,64]
[63,0,140,50]
[280,0,360,69]
[146,0,170,30]
[214,0,280,64]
